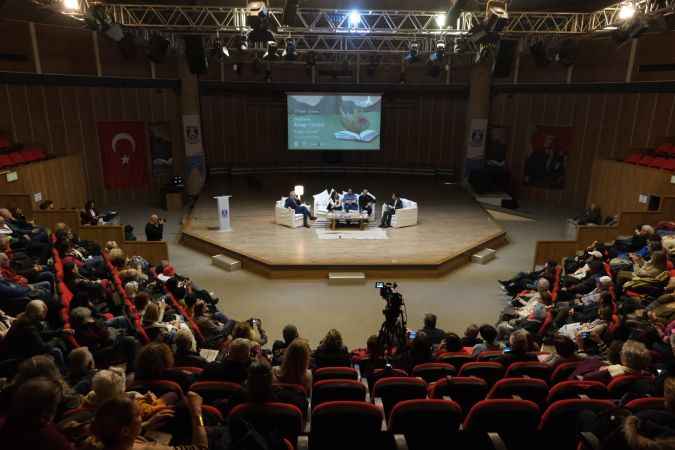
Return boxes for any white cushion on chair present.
[313,190,331,216]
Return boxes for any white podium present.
[214,195,232,232]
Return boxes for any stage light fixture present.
[237,34,249,51]
[263,41,279,60]
[147,34,170,64]
[404,42,419,63]
[222,46,230,58]
[429,41,446,63]
[619,2,636,20]
[247,1,275,43]
[435,14,447,28]
[349,10,361,28]
[283,40,297,60]
[62,0,79,11]
[484,3,509,33]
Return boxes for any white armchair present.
[275,197,307,228]
[312,190,331,217]
[381,198,418,228]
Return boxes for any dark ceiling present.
[0,0,622,26]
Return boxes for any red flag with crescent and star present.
[97,121,149,189]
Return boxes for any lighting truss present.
[79,1,675,35]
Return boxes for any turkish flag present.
[97,121,149,189]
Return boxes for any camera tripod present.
[377,308,407,352]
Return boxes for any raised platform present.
[181,175,508,278]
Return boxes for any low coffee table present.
[326,211,370,230]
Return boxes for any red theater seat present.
[487,377,549,406]
[607,374,654,398]
[437,351,474,369]
[546,380,609,404]
[428,376,488,416]
[314,366,358,383]
[189,381,244,405]
[389,399,462,450]
[310,401,384,450]
[625,397,666,413]
[411,362,456,383]
[505,361,552,381]
[229,402,304,444]
[458,361,505,387]
[463,399,540,450]
[7,152,25,165]
[372,376,428,420]
[624,152,643,164]
[550,361,584,386]
[312,379,366,409]
[539,399,614,450]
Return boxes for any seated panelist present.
[285,191,316,228]
[379,192,403,228]
[327,189,342,212]
[342,189,359,212]
[359,189,376,217]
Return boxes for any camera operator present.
[145,214,166,241]
[145,214,165,241]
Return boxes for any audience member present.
[200,338,252,384]
[272,338,312,394]
[272,323,299,365]
[313,328,350,368]
[418,313,446,345]
[461,324,483,347]
[0,377,74,450]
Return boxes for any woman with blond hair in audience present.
[313,328,350,368]
[273,338,312,394]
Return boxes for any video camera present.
[375,281,404,323]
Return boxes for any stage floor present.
[181,175,507,277]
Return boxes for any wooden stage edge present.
[180,228,509,279]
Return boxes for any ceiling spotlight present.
[283,40,297,60]
[263,41,279,60]
[62,0,80,11]
[429,41,446,63]
[237,34,249,51]
[618,2,636,20]
[404,42,419,63]
[348,10,361,28]
[435,14,447,28]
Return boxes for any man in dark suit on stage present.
[358,189,376,217]
[285,191,316,228]
[379,193,403,228]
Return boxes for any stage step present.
[328,272,366,284]
[211,254,241,271]
[471,248,496,265]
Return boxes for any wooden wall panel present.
[35,24,96,75]
[0,155,87,209]
[572,38,630,83]
[0,20,35,73]
[200,91,467,172]
[633,31,675,82]
[98,34,151,78]
[491,91,675,208]
[587,159,675,216]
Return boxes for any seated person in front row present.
[380,192,403,228]
[359,189,376,217]
[327,189,342,212]
[342,188,359,212]
[285,191,316,228]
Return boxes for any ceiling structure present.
[5,0,675,62]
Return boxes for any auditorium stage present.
[181,174,508,278]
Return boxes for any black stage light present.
[283,40,297,60]
[147,34,170,63]
[429,41,446,63]
[404,42,419,63]
[263,41,279,60]
[282,0,301,27]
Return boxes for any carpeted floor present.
[112,195,573,350]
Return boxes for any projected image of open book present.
[334,129,379,142]
[335,108,379,142]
